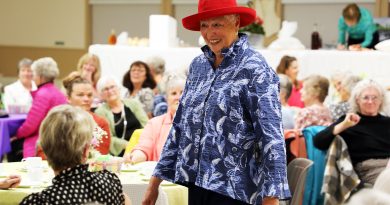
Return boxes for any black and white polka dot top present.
[20,164,125,205]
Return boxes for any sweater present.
[314,113,390,165]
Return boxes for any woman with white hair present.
[95,76,148,156]
[12,57,67,158]
[125,74,186,163]
[314,79,390,186]
[20,105,131,205]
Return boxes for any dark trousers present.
[6,138,24,162]
[348,31,379,49]
[188,184,250,205]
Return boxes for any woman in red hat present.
[143,0,290,204]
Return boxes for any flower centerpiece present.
[239,16,265,35]
[240,15,265,49]
[88,125,108,160]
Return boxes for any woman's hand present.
[262,197,279,205]
[348,44,362,51]
[337,44,346,50]
[142,176,162,205]
[333,113,360,135]
[0,175,21,189]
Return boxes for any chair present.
[122,184,168,205]
[287,158,313,205]
[124,129,144,154]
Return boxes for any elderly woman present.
[12,57,67,159]
[328,74,361,121]
[278,74,296,129]
[146,56,166,94]
[294,75,332,129]
[123,61,156,118]
[95,76,148,156]
[20,105,130,205]
[143,1,290,205]
[125,75,186,163]
[2,58,37,113]
[276,55,304,108]
[314,79,390,186]
[77,53,102,108]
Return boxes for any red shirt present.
[287,81,305,108]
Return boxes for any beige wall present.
[0,0,89,79]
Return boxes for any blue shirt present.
[338,7,377,47]
[153,34,291,204]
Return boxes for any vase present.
[247,33,264,49]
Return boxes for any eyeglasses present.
[360,95,380,102]
[102,85,117,93]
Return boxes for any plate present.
[17,179,48,188]
[137,161,157,177]
[140,176,175,186]
[121,164,138,172]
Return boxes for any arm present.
[130,119,157,162]
[338,16,347,47]
[313,113,360,150]
[142,176,162,205]
[360,9,376,48]
[249,61,289,200]
[0,175,21,189]
[17,92,51,138]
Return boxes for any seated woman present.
[276,55,304,108]
[125,75,186,163]
[95,76,148,156]
[36,73,111,158]
[295,75,332,129]
[77,53,102,108]
[2,58,36,113]
[13,57,67,159]
[314,79,390,186]
[20,105,130,205]
[328,74,361,121]
[278,74,296,129]
[123,61,157,118]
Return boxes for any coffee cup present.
[21,157,43,169]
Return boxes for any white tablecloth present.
[89,45,390,87]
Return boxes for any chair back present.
[288,158,314,205]
[122,184,168,205]
[124,129,144,154]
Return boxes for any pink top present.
[132,112,173,161]
[287,82,305,108]
[16,83,67,157]
[294,104,332,130]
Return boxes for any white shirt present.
[2,80,37,113]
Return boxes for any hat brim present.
[182,7,256,31]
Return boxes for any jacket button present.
[194,148,199,153]
[232,147,237,152]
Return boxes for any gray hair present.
[146,56,165,75]
[348,79,387,114]
[278,74,292,101]
[40,104,95,171]
[18,58,32,71]
[31,57,59,82]
[96,75,121,94]
[224,14,240,25]
[165,74,186,94]
[303,75,329,103]
[340,75,362,95]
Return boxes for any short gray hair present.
[18,58,32,71]
[303,75,329,103]
[31,57,59,82]
[165,74,186,94]
[340,75,361,95]
[349,79,387,114]
[146,56,165,75]
[40,105,95,171]
[278,74,292,101]
[96,75,121,94]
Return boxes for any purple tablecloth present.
[0,114,26,158]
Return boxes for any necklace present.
[113,104,128,139]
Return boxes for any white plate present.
[121,163,139,172]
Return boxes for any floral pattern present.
[153,34,290,204]
[294,104,332,130]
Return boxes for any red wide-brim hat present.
[182,0,256,31]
